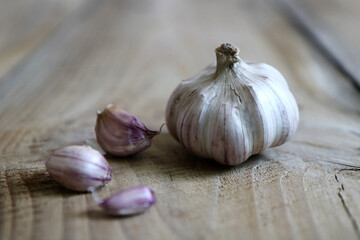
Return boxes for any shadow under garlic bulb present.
[166,43,299,166]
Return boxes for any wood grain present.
[0,0,360,239]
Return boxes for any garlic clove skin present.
[166,43,299,166]
[45,145,112,192]
[95,104,159,156]
[98,186,156,216]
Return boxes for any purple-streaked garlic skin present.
[45,145,112,192]
[99,186,156,216]
[166,43,299,166]
[95,104,159,157]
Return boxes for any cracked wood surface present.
[0,0,360,239]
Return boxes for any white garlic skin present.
[166,43,299,166]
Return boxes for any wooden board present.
[1,0,360,239]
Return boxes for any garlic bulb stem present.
[215,43,240,76]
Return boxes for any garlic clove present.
[166,43,299,166]
[95,104,159,156]
[45,145,112,192]
[97,186,156,216]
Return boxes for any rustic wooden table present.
[1,0,360,239]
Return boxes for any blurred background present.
[1,0,359,119]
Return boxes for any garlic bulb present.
[95,104,159,156]
[45,145,112,191]
[166,43,299,166]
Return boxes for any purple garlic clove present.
[98,186,156,216]
[95,104,159,156]
[45,145,112,192]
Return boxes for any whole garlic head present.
[166,43,299,166]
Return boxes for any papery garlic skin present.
[45,145,112,191]
[98,186,155,216]
[166,43,299,166]
[95,104,159,156]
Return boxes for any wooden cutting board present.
[1,0,359,239]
